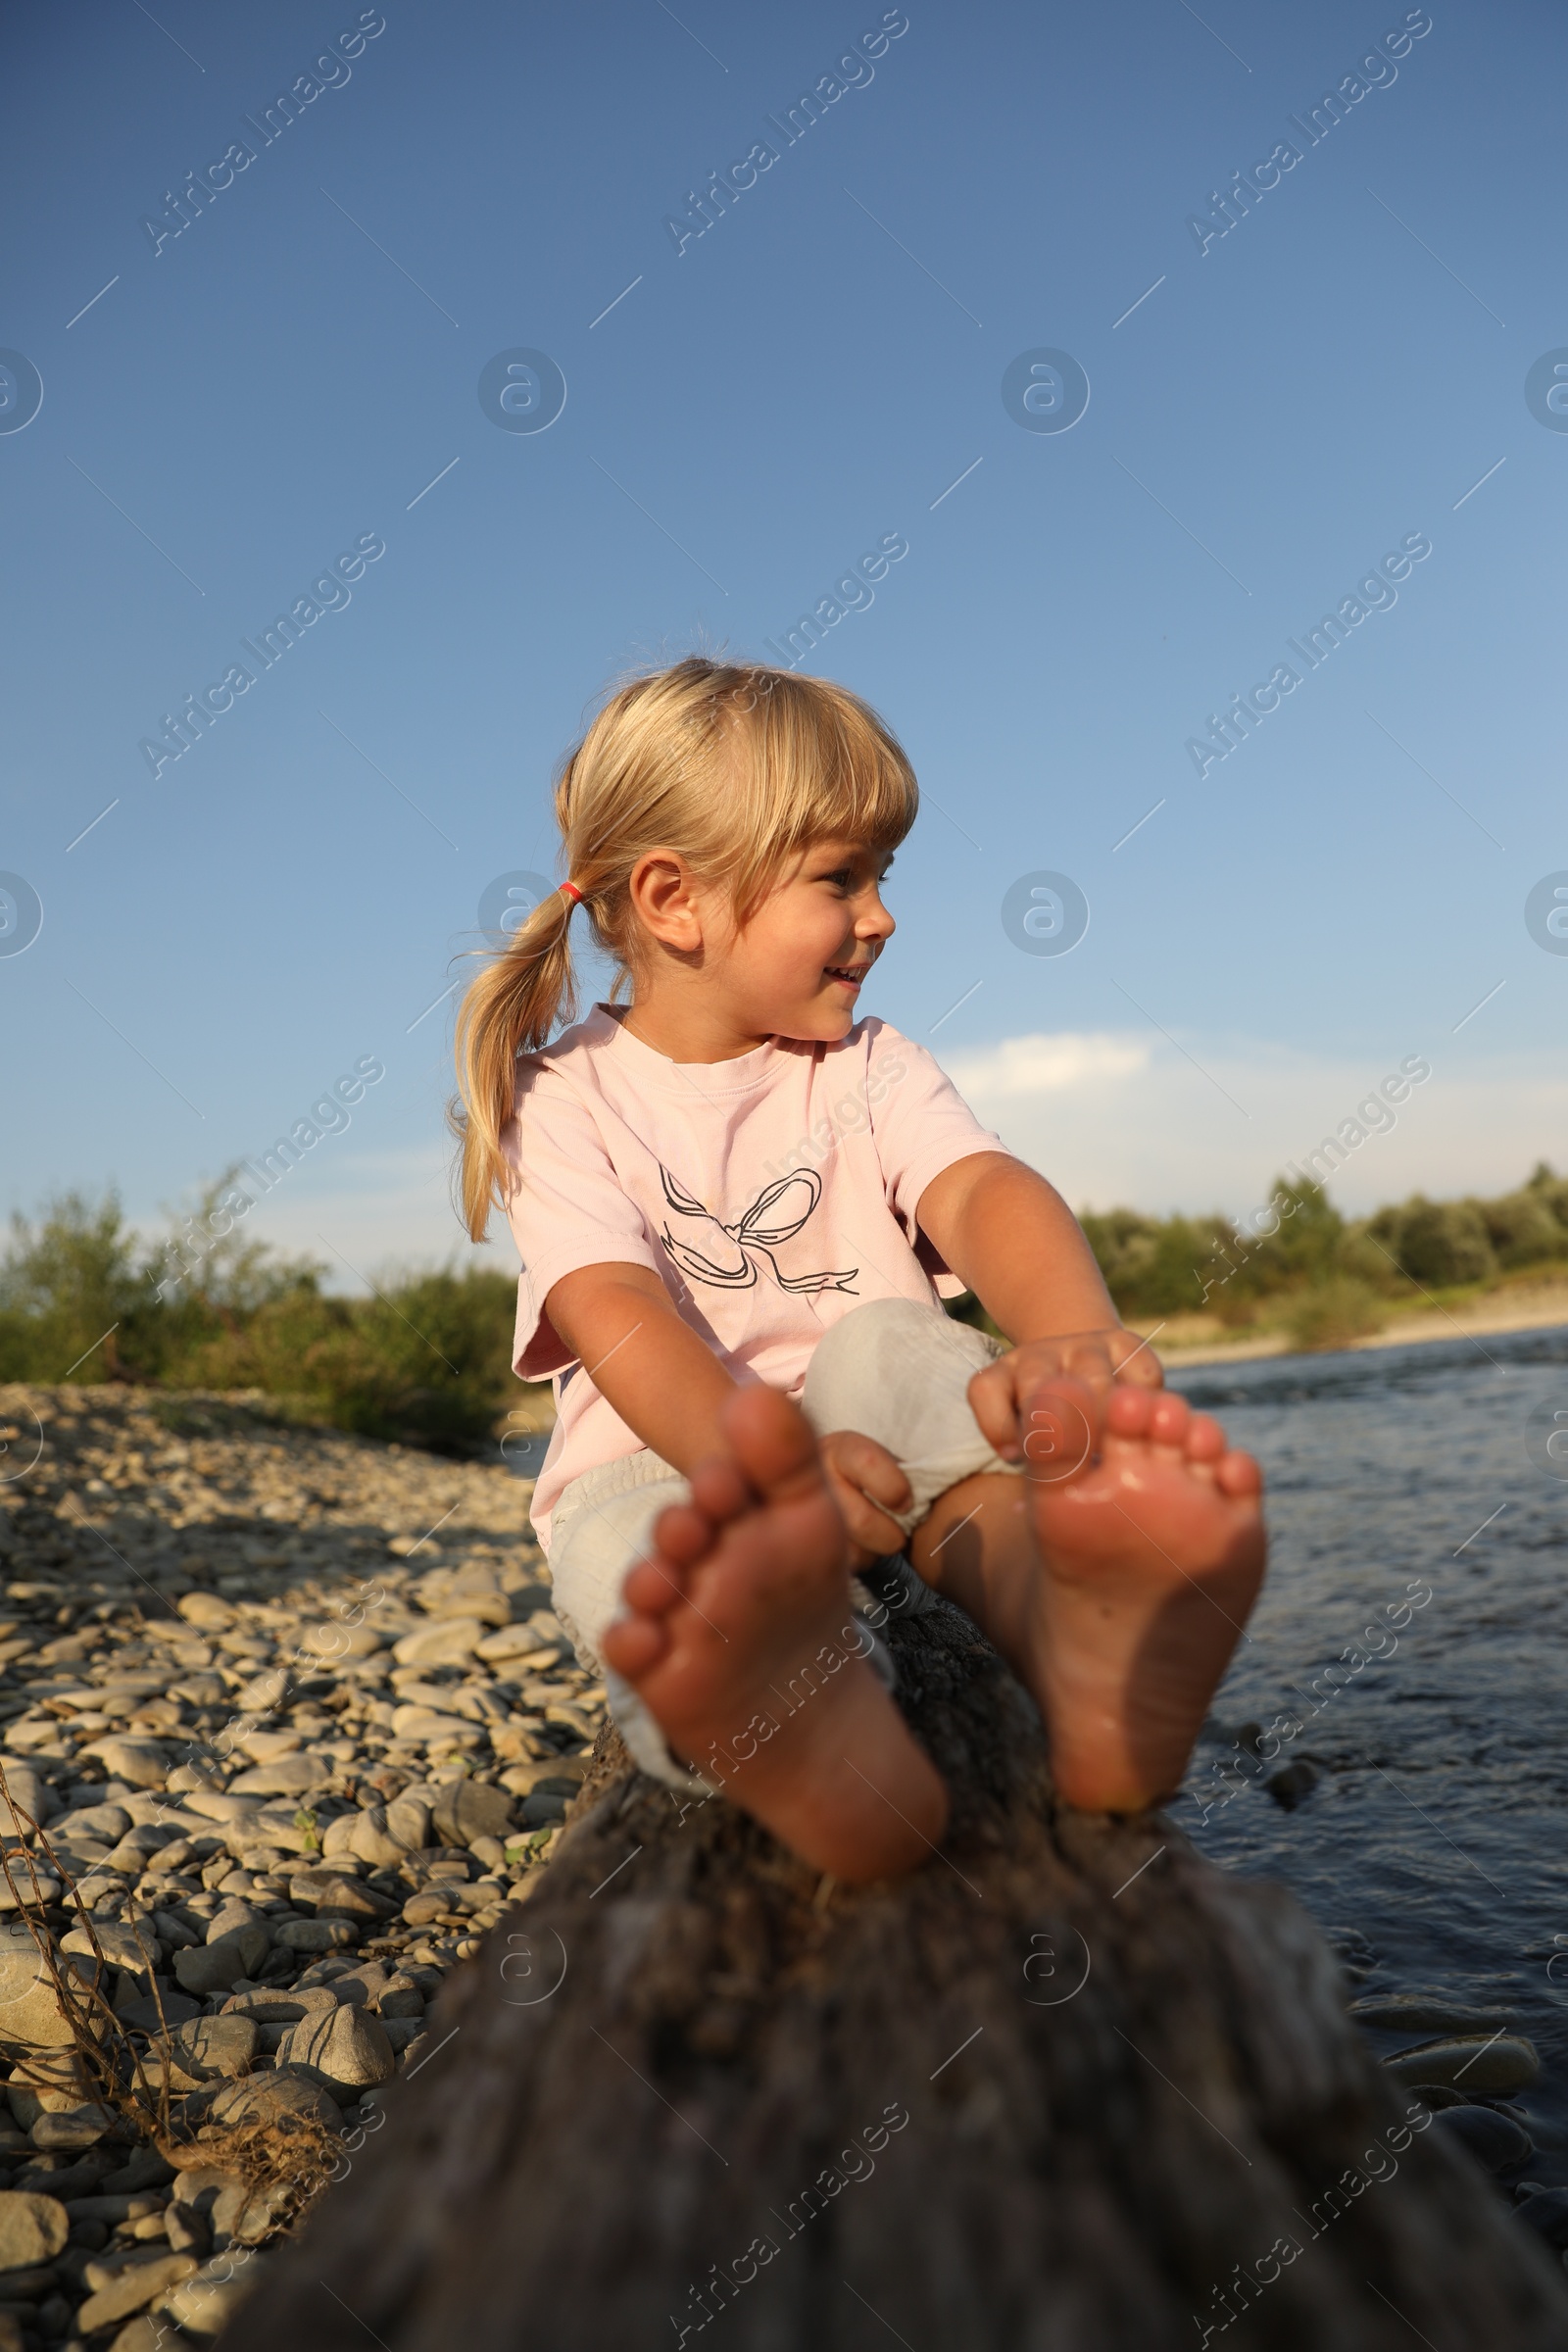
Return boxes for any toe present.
[1147,1393,1191,1447]
[687,1454,757,1523]
[601,1610,670,1679]
[650,1499,719,1568]
[722,1381,829,1508]
[1185,1414,1226,1463]
[1105,1384,1157,1439]
[1216,1448,1264,1499]
[621,1550,688,1614]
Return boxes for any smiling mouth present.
[824,964,869,985]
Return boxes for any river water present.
[1171,1322,1568,2181]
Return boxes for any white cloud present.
[942,1031,1152,1099]
[934,1030,1568,1219]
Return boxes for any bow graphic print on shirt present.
[657,1164,859,1296]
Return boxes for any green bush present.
[1372,1196,1497,1289]
[0,1187,518,1455]
[1285,1278,1387,1352]
[1477,1188,1568,1269]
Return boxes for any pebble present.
[1384,2034,1541,2093]
[1349,1993,1513,2034]
[0,1380,593,2339]
[173,1928,269,1995]
[1434,2103,1534,2174]
[0,2190,68,2269]
[277,2003,394,2091]
[74,2250,198,2334]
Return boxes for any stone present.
[233,1669,289,1714]
[0,1924,74,2050]
[1434,2103,1533,2173]
[393,1618,485,1669]
[53,1802,132,1846]
[205,1899,266,1945]
[1266,1759,1318,1807]
[117,1988,200,2033]
[226,1756,328,1798]
[163,2014,258,2083]
[79,1740,168,1790]
[110,2318,165,2352]
[223,1985,338,2022]
[212,2176,292,2247]
[0,2190,68,2270]
[520,1792,568,1829]
[390,1705,481,1746]
[476,1621,559,1662]
[75,2250,199,2334]
[61,1922,159,1979]
[402,1886,467,1928]
[1348,1994,1513,2034]
[176,1594,236,1633]
[278,2002,395,2090]
[0,1867,61,1913]
[173,1929,270,1996]
[287,1871,395,1923]
[178,1792,267,1828]
[29,2104,113,2148]
[0,1766,50,1841]
[235,1729,302,1763]
[432,1779,514,1849]
[209,2064,341,2133]
[348,1796,431,1870]
[101,2148,175,2193]
[1384,2034,1540,2093]
[301,1621,386,1660]
[162,2253,267,2336]
[499,1757,588,1798]
[1513,2186,1568,2251]
[272,1917,358,1953]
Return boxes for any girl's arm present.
[544,1263,739,1477]
[913,1152,1160,1461]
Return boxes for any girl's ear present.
[628,849,708,953]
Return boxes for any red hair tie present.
[559,881,583,906]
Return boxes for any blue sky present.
[3,0,1564,1282]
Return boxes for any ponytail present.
[452,885,579,1241]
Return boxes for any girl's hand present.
[967,1327,1163,1463]
[818,1430,912,1569]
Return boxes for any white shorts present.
[544,1298,1021,1792]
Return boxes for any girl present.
[455,660,1265,1883]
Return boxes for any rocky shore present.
[0,1383,597,2350]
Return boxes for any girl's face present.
[714,838,897,1042]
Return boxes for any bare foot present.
[599,1384,950,1883]
[1023,1379,1265,1811]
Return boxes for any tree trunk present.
[224,1590,1568,2351]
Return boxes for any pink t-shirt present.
[502,1005,1012,1549]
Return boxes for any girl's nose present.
[859,890,895,943]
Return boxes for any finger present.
[824,1460,908,1556]
[1111,1339,1164,1390]
[1018,1373,1100,1485]
[967,1359,1021,1459]
[829,1430,912,1510]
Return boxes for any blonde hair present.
[452,657,918,1241]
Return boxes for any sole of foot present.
[599,1384,950,1884]
[1020,1378,1266,1813]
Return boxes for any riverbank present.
[1137,1276,1568,1368]
[0,1381,596,2341]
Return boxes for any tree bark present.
[225,1591,1568,2351]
